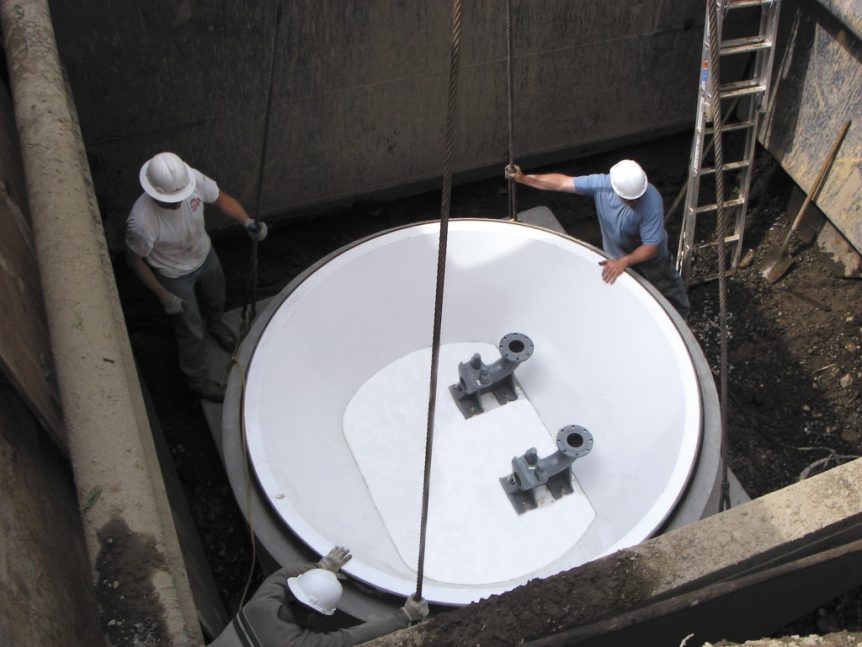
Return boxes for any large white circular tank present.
[222,219,721,616]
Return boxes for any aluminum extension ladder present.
[676,0,782,283]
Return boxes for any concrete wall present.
[0,78,103,647]
[760,0,862,253]
[2,1,207,642]
[0,375,104,647]
[47,0,705,248]
[0,77,64,449]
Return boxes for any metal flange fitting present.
[449,332,534,418]
[501,425,594,514]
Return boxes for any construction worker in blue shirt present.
[506,159,690,319]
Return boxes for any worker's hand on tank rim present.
[599,257,628,284]
[318,545,352,573]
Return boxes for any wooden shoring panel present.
[528,530,862,646]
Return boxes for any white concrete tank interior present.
[223,218,721,615]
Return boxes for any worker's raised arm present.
[505,164,579,193]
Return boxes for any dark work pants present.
[156,248,226,387]
[634,252,691,320]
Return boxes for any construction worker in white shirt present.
[125,152,268,402]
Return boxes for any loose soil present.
[115,131,862,643]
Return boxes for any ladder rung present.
[719,80,767,99]
[725,0,774,9]
[694,234,742,250]
[701,160,750,175]
[695,197,745,214]
[688,269,739,286]
[720,36,772,56]
[705,120,755,135]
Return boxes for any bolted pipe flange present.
[449,332,534,418]
[556,425,593,459]
[501,425,594,514]
[499,332,534,363]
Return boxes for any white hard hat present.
[140,152,196,202]
[609,159,648,200]
[287,568,342,615]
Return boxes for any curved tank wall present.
[222,219,722,617]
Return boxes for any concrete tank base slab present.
[344,342,596,586]
[199,215,750,619]
[200,297,749,620]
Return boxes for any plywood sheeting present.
[760,0,862,253]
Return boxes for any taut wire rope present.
[506,0,517,221]
[706,0,732,512]
[415,0,463,600]
[241,0,283,338]
[233,0,283,612]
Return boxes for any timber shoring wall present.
[760,0,861,253]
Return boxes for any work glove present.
[245,219,268,242]
[401,595,429,623]
[160,292,184,315]
[319,546,352,573]
[504,163,521,181]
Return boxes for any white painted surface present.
[242,220,701,605]
[344,343,596,586]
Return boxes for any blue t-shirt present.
[573,174,668,259]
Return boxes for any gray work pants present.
[156,248,225,387]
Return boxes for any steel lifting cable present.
[505,0,517,221]
[240,0,283,338]
[415,0,463,600]
[706,0,732,512]
[235,0,284,612]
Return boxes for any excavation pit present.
[221,218,719,615]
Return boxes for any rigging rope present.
[241,0,283,336]
[415,0,463,600]
[235,0,283,612]
[706,0,732,512]
[506,0,517,221]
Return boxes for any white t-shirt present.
[126,169,220,278]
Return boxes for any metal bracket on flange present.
[448,332,534,418]
[501,425,594,514]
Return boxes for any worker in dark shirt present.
[209,546,428,646]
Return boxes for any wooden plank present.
[365,459,862,647]
[141,375,228,639]
[527,532,862,646]
[0,83,65,450]
[760,0,862,253]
